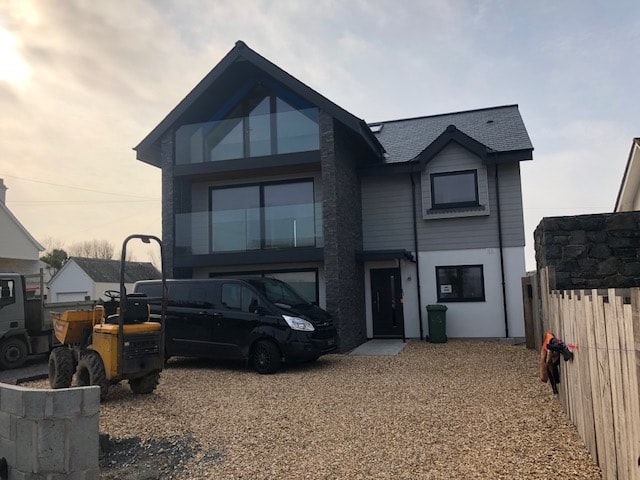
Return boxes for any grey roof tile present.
[71,257,161,283]
[370,105,533,163]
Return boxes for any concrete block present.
[67,415,99,472]
[0,411,11,439]
[9,470,27,480]
[80,387,100,416]
[14,418,34,471]
[0,437,16,467]
[49,388,83,418]
[1,386,24,417]
[23,390,46,419]
[35,418,66,473]
[82,468,101,480]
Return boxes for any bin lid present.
[426,304,448,311]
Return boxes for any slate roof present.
[370,105,533,163]
[70,257,161,283]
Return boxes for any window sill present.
[424,204,489,220]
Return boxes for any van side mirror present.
[249,298,264,315]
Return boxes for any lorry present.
[0,272,98,370]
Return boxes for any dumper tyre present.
[0,337,28,370]
[76,350,109,401]
[48,347,74,389]
[128,371,160,394]
[251,339,282,374]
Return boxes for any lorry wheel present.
[0,337,28,370]
[76,351,109,401]
[48,348,74,388]
[251,340,282,374]
[128,372,160,394]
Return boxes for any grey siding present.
[361,151,525,252]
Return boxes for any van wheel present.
[129,372,160,394]
[251,340,281,374]
[76,351,109,401]
[49,347,74,388]
[0,337,28,370]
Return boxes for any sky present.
[0,0,638,269]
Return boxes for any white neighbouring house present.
[0,179,45,293]
[614,138,640,212]
[48,257,161,302]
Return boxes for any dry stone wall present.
[534,211,640,290]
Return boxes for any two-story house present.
[135,41,533,351]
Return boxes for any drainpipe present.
[494,160,509,338]
[410,166,424,340]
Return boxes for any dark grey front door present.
[371,268,404,338]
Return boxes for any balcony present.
[175,202,323,255]
[175,108,319,165]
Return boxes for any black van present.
[132,277,337,374]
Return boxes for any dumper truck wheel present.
[128,372,160,394]
[0,337,28,370]
[251,340,282,374]
[48,347,74,388]
[76,351,109,401]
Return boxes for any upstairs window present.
[430,170,479,209]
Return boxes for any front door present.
[371,268,404,338]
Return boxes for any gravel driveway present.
[27,340,602,479]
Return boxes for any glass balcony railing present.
[175,108,319,165]
[175,203,323,254]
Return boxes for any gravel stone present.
[24,340,602,479]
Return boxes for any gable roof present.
[65,257,161,283]
[614,137,640,212]
[135,40,384,166]
[370,105,533,164]
[0,202,44,252]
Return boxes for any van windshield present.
[246,278,308,309]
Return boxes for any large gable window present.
[176,88,319,165]
[430,170,479,209]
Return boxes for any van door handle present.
[212,312,223,318]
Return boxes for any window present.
[221,283,256,312]
[210,180,315,252]
[436,265,485,302]
[430,170,478,209]
[0,279,16,308]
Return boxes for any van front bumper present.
[283,330,338,362]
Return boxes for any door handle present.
[212,312,223,318]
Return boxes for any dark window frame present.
[208,178,315,253]
[209,267,319,305]
[430,169,479,209]
[435,264,485,302]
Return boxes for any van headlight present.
[283,315,315,332]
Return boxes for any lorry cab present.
[133,277,338,374]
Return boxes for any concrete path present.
[349,339,407,356]
[0,354,48,385]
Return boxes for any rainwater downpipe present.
[494,159,509,338]
[410,166,425,340]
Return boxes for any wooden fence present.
[532,267,640,480]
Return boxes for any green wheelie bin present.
[426,304,447,343]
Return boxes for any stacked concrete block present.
[0,383,100,479]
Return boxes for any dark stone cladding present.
[534,211,640,290]
[160,130,175,278]
[320,111,366,352]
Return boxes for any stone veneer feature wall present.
[320,112,366,351]
[0,383,100,479]
[534,211,640,290]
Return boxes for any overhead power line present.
[0,173,158,200]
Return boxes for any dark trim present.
[494,162,509,337]
[416,125,492,167]
[430,169,479,209]
[208,267,319,304]
[173,150,321,177]
[135,40,384,166]
[355,249,415,262]
[484,149,533,164]
[410,168,424,341]
[435,264,486,302]
[174,247,324,268]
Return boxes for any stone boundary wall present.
[0,383,99,479]
[534,211,640,290]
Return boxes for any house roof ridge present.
[368,104,521,126]
[0,202,44,252]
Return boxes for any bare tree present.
[68,240,115,259]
